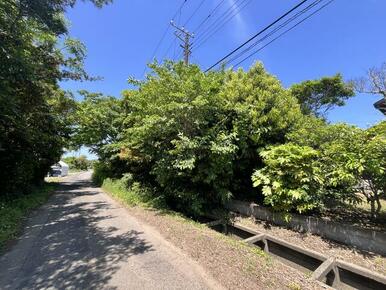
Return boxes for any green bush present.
[63,155,92,171]
[115,61,302,216]
[92,161,112,186]
[254,120,386,217]
[252,144,324,214]
[102,176,166,209]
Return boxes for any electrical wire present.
[232,0,335,67]
[193,0,253,51]
[193,0,227,34]
[225,0,323,65]
[193,0,249,48]
[142,0,189,76]
[204,0,309,72]
[184,0,206,27]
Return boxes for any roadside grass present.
[0,183,56,252]
[102,177,218,230]
[102,177,167,210]
[101,177,319,289]
[102,177,268,257]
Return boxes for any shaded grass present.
[102,177,213,228]
[0,183,56,252]
[101,178,323,289]
[322,197,386,231]
[102,178,166,209]
[356,198,386,215]
[102,177,269,260]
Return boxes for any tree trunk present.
[370,199,376,219]
[375,197,382,215]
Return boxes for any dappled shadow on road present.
[4,179,153,290]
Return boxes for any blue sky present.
[61,0,385,158]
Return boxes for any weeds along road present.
[0,172,222,290]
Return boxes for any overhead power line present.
[192,0,249,48]
[193,0,227,34]
[193,0,253,52]
[204,0,309,72]
[184,0,206,27]
[232,0,336,67]
[225,0,323,65]
[142,0,189,76]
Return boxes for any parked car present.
[48,161,69,177]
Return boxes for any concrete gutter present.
[225,200,386,256]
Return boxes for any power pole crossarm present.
[171,21,194,65]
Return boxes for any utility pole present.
[171,21,194,65]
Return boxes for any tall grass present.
[101,175,166,209]
[0,184,55,251]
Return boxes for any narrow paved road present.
[0,172,221,290]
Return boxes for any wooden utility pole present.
[171,21,193,65]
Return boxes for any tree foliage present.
[255,118,386,217]
[252,144,324,214]
[70,90,124,157]
[0,0,110,195]
[290,74,354,117]
[62,155,92,171]
[86,61,302,215]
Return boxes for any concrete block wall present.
[226,200,386,256]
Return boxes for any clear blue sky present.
[61,0,385,158]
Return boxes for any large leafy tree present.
[0,0,110,194]
[290,74,354,117]
[70,90,124,157]
[101,61,303,215]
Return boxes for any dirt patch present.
[318,200,386,232]
[235,215,386,275]
[125,207,323,290]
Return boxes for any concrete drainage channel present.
[204,219,386,290]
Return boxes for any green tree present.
[70,90,124,158]
[63,155,91,171]
[357,121,386,217]
[0,0,110,195]
[107,61,303,215]
[290,74,354,117]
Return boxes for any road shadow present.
[2,179,154,290]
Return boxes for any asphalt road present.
[0,172,221,290]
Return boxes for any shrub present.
[63,155,92,171]
[92,161,112,186]
[252,144,324,214]
[116,61,302,216]
[102,176,166,209]
[255,120,386,217]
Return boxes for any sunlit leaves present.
[252,144,322,213]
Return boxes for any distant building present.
[374,98,386,115]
